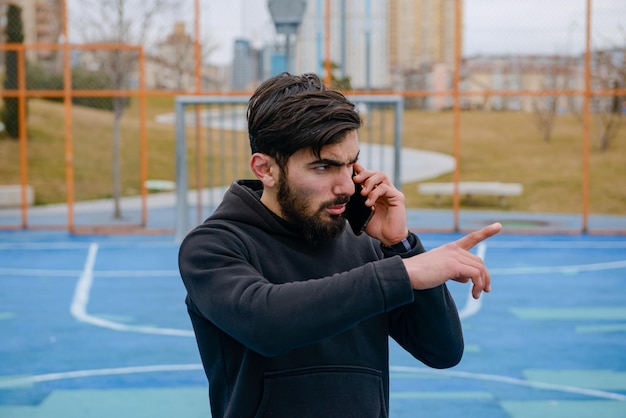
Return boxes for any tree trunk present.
[112,97,124,218]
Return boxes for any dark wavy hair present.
[247,73,362,168]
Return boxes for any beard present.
[277,177,348,245]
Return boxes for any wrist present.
[383,231,415,252]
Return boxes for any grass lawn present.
[0,97,624,215]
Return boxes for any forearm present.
[389,283,464,369]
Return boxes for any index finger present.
[353,162,367,176]
[455,222,502,250]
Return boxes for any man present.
[178,72,501,417]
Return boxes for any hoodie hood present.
[208,180,300,239]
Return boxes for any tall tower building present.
[295,0,390,90]
[232,39,257,90]
[388,0,458,74]
[291,0,457,91]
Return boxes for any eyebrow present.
[309,150,360,167]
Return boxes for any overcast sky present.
[199,0,625,64]
[68,0,626,65]
[464,0,625,56]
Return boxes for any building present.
[0,0,62,66]
[388,0,457,70]
[147,21,228,91]
[278,0,458,92]
[295,0,390,90]
[389,0,457,93]
[461,54,584,112]
[152,22,196,90]
[232,38,259,91]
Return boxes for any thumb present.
[455,222,502,250]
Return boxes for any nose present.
[333,168,356,197]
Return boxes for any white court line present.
[0,268,179,277]
[3,239,626,401]
[3,261,625,279]
[0,241,177,250]
[484,241,626,249]
[70,242,194,337]
[4,238,624,335]
[1,268,84,277]
[454,243,626,316]
[421,240,626,250]
[0,364,203,389]
[3,259,625,280]
[2,363,624,402]
[458,242,487,320]
[390,365,626,402]
[490,259,626,275]
[3,239,625,251]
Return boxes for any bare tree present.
[71,0,181,218]
[568,29,626,152]
[590,49,624,152]
[155,22,219,90]
[531,55,573,143]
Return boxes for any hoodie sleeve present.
[386,237,464,369]
[388,284,464,369]
[178,223,415,357]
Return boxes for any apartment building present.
[0,0,62,64]
[290,0,457,91]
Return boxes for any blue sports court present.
[1,225,625,417]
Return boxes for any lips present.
[326,204,346,215]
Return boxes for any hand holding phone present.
[347,162,411,245]
[345,180,374,235]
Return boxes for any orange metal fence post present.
[195,0,204,225]
[452,0,463,232]
[195,0,202,92]
[324,0,332,85]
[582,0,592,233]
[61,0,75,233]
[17,46,28,228]
[2,0,622,235]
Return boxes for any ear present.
[250,153,277,187]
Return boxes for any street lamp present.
[268,0,307,73]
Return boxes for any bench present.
[417,181,523,207]
[144,179,176,192]
[0,185,35,208]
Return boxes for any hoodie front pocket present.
[254,365,387,418]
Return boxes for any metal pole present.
[393,98,404,189]
[175,99,189,243]
[285,32,291,72]
[138,48,148,227]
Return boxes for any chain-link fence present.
[0,0,624,233]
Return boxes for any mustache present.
[329,195,350,206]
[318,195,350,213]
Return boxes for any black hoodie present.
[178,180,463,417]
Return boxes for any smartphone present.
[345,181,374,235]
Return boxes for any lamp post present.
[268,0,307,73]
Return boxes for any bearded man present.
[178,72,501,418]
